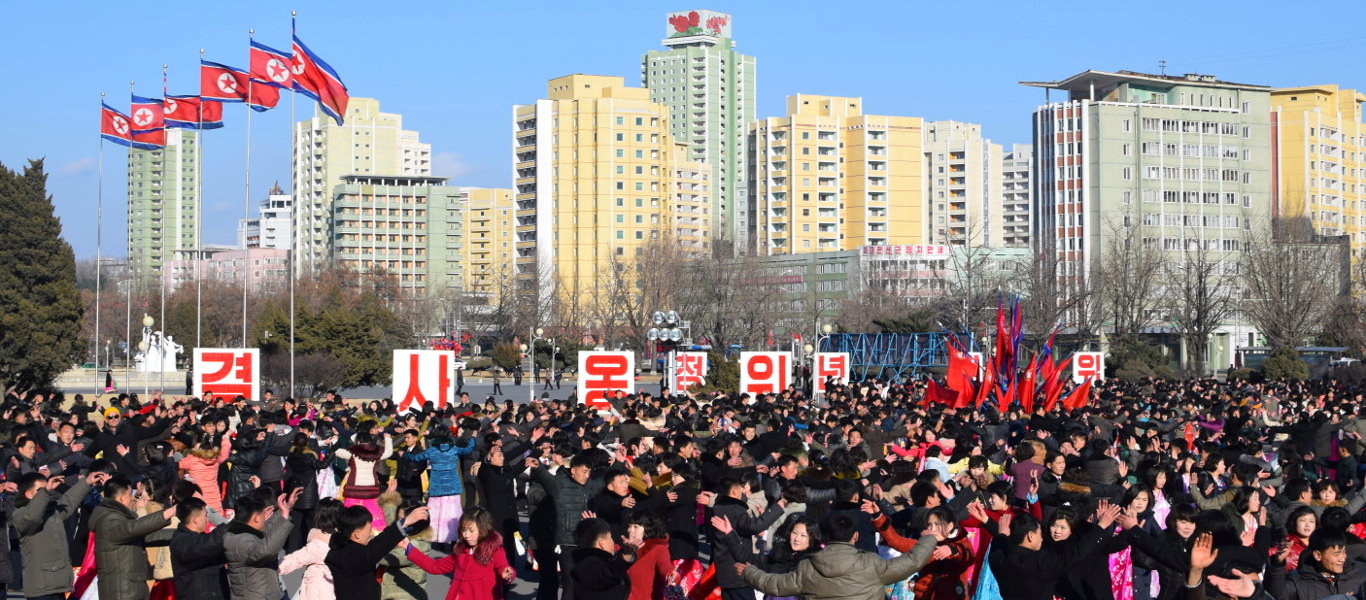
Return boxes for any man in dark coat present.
[89,476,175,600]
[14,471,104,600]
[168,498,228,600]
[711,477,785,600]
[569,518,634,600]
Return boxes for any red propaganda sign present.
[577,351,635,411]
[814,352,851,384]
[1073,352,1106,383]
[670,352,708,392]
[193,348,260,401]
[740,352,790,396]
[392,350,455,413]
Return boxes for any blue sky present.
[4,0,1365,259]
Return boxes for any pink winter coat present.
[178,437,231,512]
[280,529,334,600]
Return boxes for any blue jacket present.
[404,439,474,497]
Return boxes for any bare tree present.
[1016,248,1091,346]
[1164,233,1235,374]
[1095,217,1165,336]
[1240,217,1347,348]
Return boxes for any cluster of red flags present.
[101,20,349,150]
[924,298,1095,412]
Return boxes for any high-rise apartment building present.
[748,95,924,255]
[643,9,754,254]
[460,187,517,301]
[329,175,462,294]
[1271,85,1366,257]
[513,74,706,308]
[672,145,712,256]
[1024,70,1272,317]
[238,182,292,250]
[924,121,1003,247]
[293,98,431,270]
[1001,144,1033,247]
[127,128,197,281]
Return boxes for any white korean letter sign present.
[1072,352,1106,383]
[393,350,455,413]
[193,348,260,401]
[578,351,635,410]
[740,352,790,396]
[670,352,709,392]
[814,352,851,385]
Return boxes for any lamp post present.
[647,311,684,394]
[527,326,544,403]
[138,313,154,397]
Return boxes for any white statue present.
[135,330,182,373]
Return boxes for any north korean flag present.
[129,95,164,132]
[247,78,280,112]
[249,40,293,89]
[100,103,134,147]
[130,127,165,150]
[201,60,249,103]
[164,95,224,130]
[291,34,349,125]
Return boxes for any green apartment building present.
[1024,70,1273,369]
[329,174,463,294]
[127,128,197,283]
[643,9,755,255]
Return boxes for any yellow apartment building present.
[513,74,709,311]
[1272,85,1366,259]
[459,187,516,301]
[747,95,925,255]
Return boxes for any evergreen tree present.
[0,160,83,392]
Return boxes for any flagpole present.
[96,92,105,400]
[243,30,253,348]
[196,50,205,351]
[159,64,168,395]
[125,80,135,395]
[289,11,297,400]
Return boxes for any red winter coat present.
[406,532,510,600]
[626,537,671,600]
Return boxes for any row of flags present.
[99,21,349,150]
[925,298,1095,412]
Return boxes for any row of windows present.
[1139,118,1248,137]
[1137,166,1250,183]
[1138,142,1245,160]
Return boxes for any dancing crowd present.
[0,374,1365,600]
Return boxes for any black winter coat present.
[324,523,406,600]
[709,495,783,590]
[224,445,266,510]
[285,451,322,510]
[569,547,631,600]
[169,526,229,600]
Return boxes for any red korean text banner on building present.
[193,348,260,401]
[669,352,709,392]
[813,352,851,385]
[392,350,455,413]
[740,352,790,396]
[1072,352,1106,383]
[578,351,635,411]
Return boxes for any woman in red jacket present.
[870,504,975,599]
[406,507,514,600]
[624,511,670,600]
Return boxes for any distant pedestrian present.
[512,366,523,387]
[456,369,464,396]
[554,369,563,390]
[492,371,502,396]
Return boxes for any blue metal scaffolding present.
[818,332,972,382]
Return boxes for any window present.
[1123,119,1132,132]
[1123,143,1131,156]
[615,166,624,174]
[615,182,624,190]
[615,133,624,142]
[1123,191,1132,204]
[635,117,643,126]
[635,231,643,239]
[615,149,624,158]
[1123,167,1133,180]
[615,117,623,125]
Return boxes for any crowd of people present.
[0,374,1365,600]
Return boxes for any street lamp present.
[647,311,685,394]
[139,313,154,398]
[528,326,544,403]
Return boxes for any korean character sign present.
[193,348,260,401]
[740,352,790,396]
[1072,352,1106,383]
[813,353,851,389]
[578,351,635,411]
[670,352,708,392]
[392,350,455,413]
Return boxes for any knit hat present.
[103,407,121,419]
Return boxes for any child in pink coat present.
[280,499,344,600]
[405,507,514,600]
[178,434,231,512]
